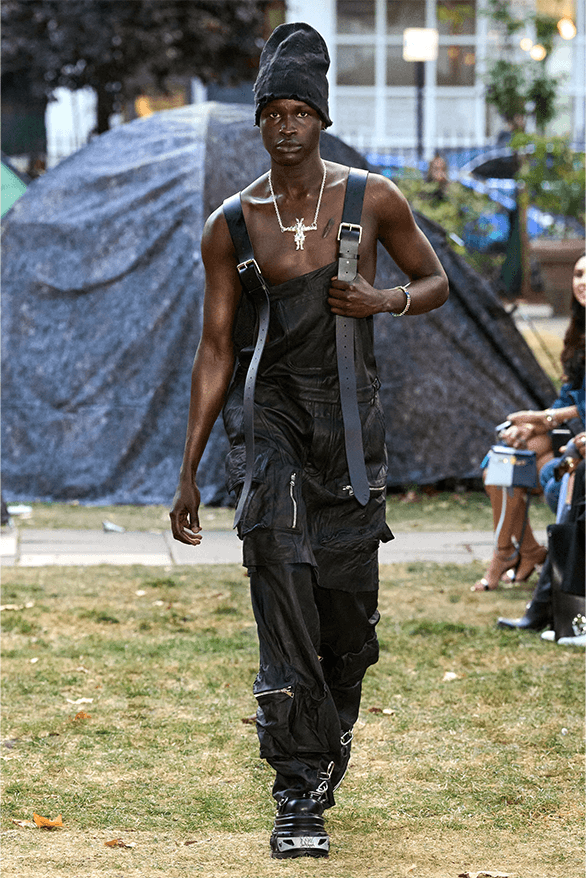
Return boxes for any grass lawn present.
[2,560,583,878]
[8,489,556,534]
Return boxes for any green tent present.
[1,157,28,218]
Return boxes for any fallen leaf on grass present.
[105,838,136,848]
[458,871,509,878]
[73,711,91,721]
[241,714,256,725]
[12,819,36,829]
[33,813,63,829]
[368,706,383,714]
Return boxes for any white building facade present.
[285,0,585,157]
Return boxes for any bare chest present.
[242,189,377,287]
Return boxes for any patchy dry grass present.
[8,503,235,533]
[2,561,583,877]
[7,490,555,535]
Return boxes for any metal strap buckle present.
[237,257,260,274]
[337,222,362,243]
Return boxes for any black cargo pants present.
[223,376,393,806]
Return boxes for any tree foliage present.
[483,0,561,134]
[511,132,585,232]
[1,0,266,132]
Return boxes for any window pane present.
[337,0,375,34]
[335,94,377,135]
[435,93,478,138]
[385,95,418,140]
[337,45,375,85]
[436,45,476,85]
[386,0,425,34]
[386,46,417,86]
[437,1,476,36]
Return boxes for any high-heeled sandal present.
[472,547,519,592]
[505,544,547,583]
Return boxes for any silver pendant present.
[293,218,307,250]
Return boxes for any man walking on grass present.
[170,21,448,859]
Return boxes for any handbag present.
[484,445,538,489]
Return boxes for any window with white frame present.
[334,0,478,145]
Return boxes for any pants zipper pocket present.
[254,686,294,699]
[289,473,298,528]
[343,484,385,496]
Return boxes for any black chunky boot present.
[270,797,330,859]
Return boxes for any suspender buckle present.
[337,222,362,243]
[237,257,260,274]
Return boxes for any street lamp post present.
[403,28,439,164]
[415,60,424,162]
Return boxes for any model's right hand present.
[169,481,203,546]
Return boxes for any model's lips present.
[276,141,301,150]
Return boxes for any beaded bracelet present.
[391,285,411,317]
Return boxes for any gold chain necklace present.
[268,164,327,251]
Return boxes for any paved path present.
[1,526,547,568]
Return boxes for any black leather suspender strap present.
[336,168,370,506]
[223,193,271,528]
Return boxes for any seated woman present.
[473,254,585,592]
[497,432,586,634]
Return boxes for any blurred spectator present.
[426,151,449,201]
[473,255,585,591]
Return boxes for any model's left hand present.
[328,274,388,318]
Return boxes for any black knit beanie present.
[254,22,332,128]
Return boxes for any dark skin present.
[170,99,449,545]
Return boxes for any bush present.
[398,177,507,284]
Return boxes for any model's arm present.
[328,174,449,318]
[169,208,242,545]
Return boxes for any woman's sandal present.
[472,548,519,592]
[505,544,547,583]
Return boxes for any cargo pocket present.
[254,682,296,758]
[225,446,273,536]
[361,396,388,489]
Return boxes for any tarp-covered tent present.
[1,103,555,505]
